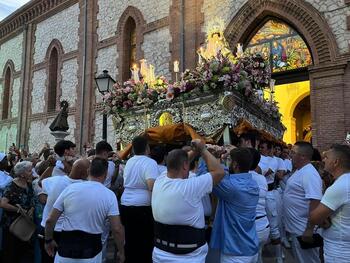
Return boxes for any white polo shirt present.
[121,155,159,206]
[151,172,213,263]
[321,173,350,257]
[53,181,119,234]
[283,163,322,235]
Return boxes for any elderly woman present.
[0,161,35,263]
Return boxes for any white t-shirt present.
[283,163,322,235]
[151,172,213,262]
[53,181,119,234]
[52,160,67,177]
[41,176,83,230]
[259,156,278,184]
[250,171,269,231]
[321,173,350,257]
[283,159,293,172]
[121,155,159,206]
[158,164,167,175]
[275,156,286,172]
[103,161,115,188]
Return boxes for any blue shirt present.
[210,173,259,256]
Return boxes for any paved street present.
[106,240,296,262]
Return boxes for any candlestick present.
[270,79,276,93]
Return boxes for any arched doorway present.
[245,19,312,144]
[293,96,311,143]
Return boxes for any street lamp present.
[95,70,116,141]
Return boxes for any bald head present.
[69,158,90,180]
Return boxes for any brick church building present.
[0,0,349,153]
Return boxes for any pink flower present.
[166,92,174,101]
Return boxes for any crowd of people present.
[0,132,349,263]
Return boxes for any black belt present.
[58,230,102,259]
[154,221,206,254]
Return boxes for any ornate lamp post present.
[95,70,116,141]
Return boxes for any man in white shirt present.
[45,157,125,263]
[310,144,350,262]
[40,158,90,263]
[120,136,159,263]
[283,141,322,263]
[94,140,118,263]
[152,139,224,263]
[52,140,76,177]
[150,145,167,175]
[259,141,283,262]
[247,148,269,263]
[95,141,116,188]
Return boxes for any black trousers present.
[2,227,34,263]
[120,205,154,263]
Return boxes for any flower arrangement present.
[102,52,280,119]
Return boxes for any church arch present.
[225,0,339,65]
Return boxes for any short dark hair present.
[230,148,253,173]
[90,157,108,178]
[150,145,166,164]
[240,131,257,148]
[132,136,148,155]
[167,149,188,171]
[87,149,96,157]
[260,140,273,150]
[247,148,261,170]
[330,144,350,170]
[95,141,113,155]
[312,148,322,161]
[294,141,313,160]
[54,140,76,157]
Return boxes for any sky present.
[0,0,31,22]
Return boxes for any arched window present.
[245,19,312,73]
[48,47,58,112]
[122,17,137,81]
[2,67,11,120]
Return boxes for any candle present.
[197,47,204,64]
[149,64,155,83]
[140,59,149,82]
[173,60,179,73]
[236,43,244,57]
[131,64,140,83]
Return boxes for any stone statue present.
[49,101,69,132]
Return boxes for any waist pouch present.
[58,230,102,259]
[154,221,206,254]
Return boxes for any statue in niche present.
[49,101,69,132]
